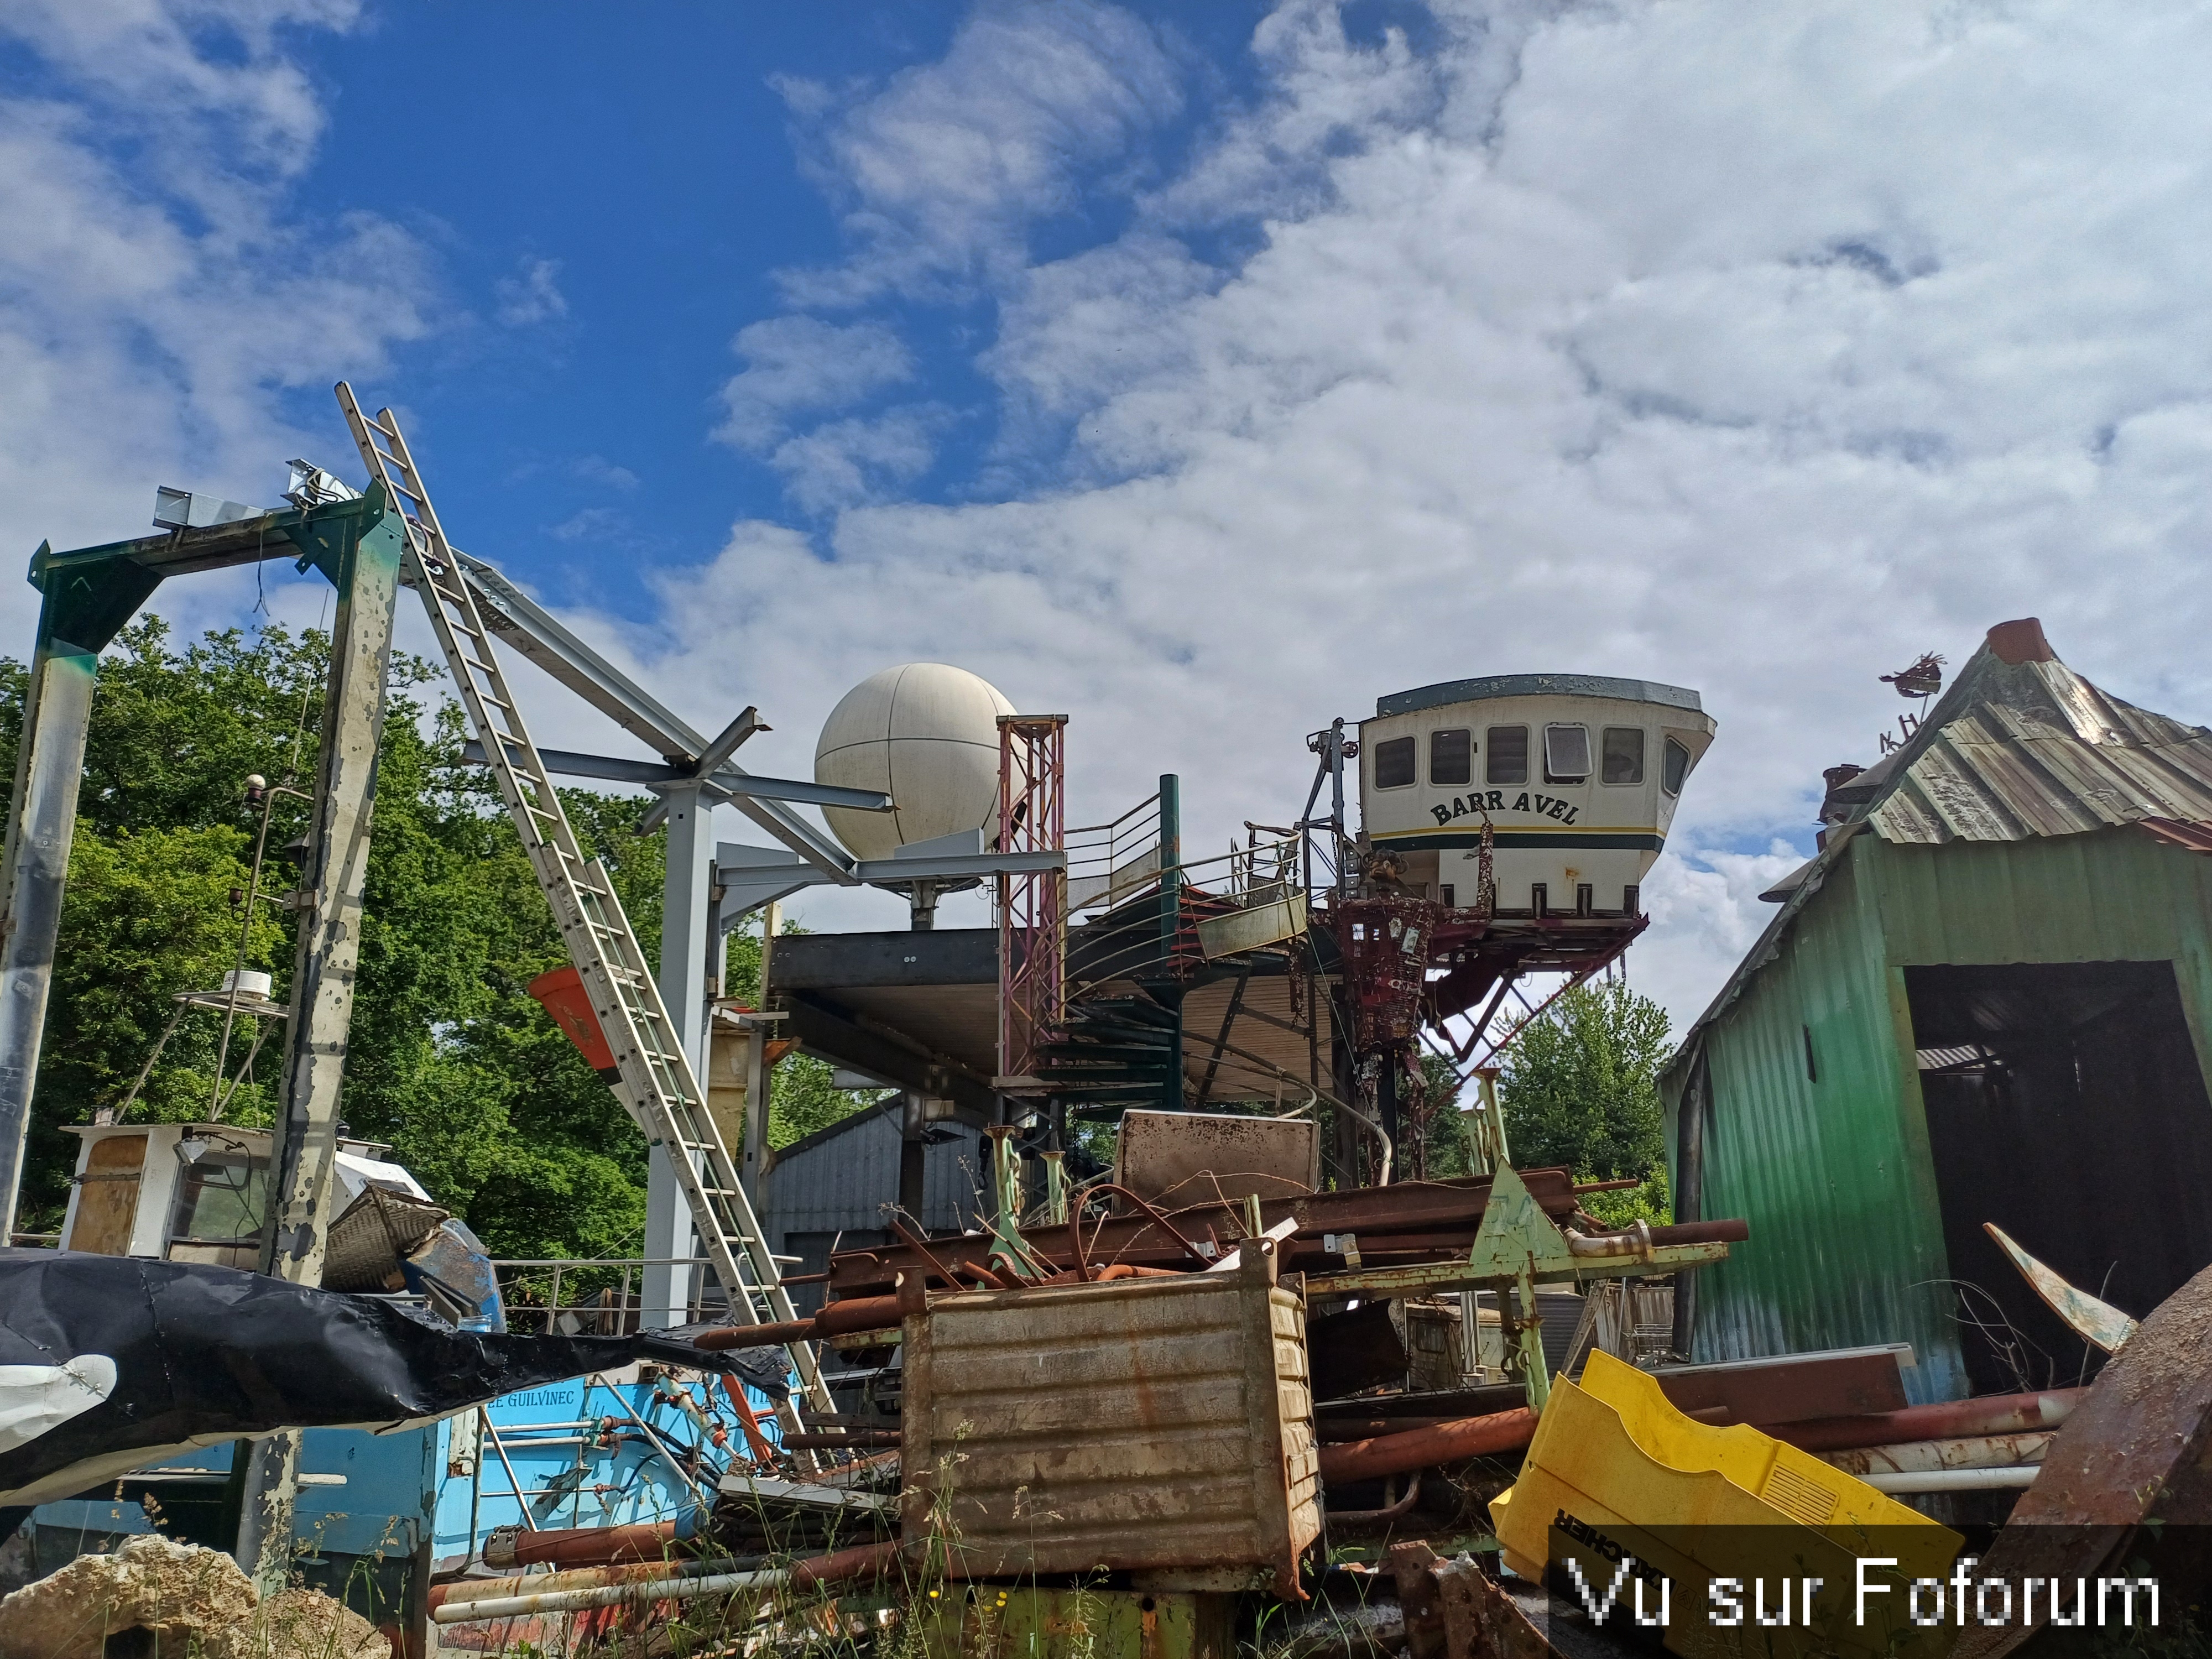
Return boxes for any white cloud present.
[773,0,1188,306]
[548,506,627,544]
[493,256,566,326]
[625,0,2212,1028]
[572,455,640,491]
[715,316,914,452]
[0,0,434,638]
[771,405,951,515]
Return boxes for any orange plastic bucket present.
[527,966,620,1078]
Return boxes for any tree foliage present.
[1499,977,1674,1224]
[2,617,869,1253]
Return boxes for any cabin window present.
[166,1159,268,1256]
[1486,726,1528,785]
[1374,736,1417,789]
[1601,727,1645,785]
[1543,724,1592,782]
[1662,736,1692,796]
[1430,728,1472,786]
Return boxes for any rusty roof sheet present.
[1664,620,2212,1088]
[1863,641,2212,846]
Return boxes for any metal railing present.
[491,1254,797,1337]
[1065,834,1308,997]
[1062,792,1162,917]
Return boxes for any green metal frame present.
[0,488,400,1237]
[0,487,404,1590]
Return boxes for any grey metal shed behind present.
[757,1102,987,1316]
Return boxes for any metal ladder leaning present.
[335,383,834,1421]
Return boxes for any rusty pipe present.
[695,1293,907,1353]
[1083,1183,1213,1267]
[433,1540,902,1625]
[1818,1431,2054,1478]
[1769,1388,2084,1453]
[490,1519,688,1570]
[432,1556,757,1613]
[1328,1473,1423,1525]
[1317,1407,1539,1484]
[1566,1218,1750,1258]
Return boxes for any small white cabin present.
[1357,673,1715,915]
[57,1121,429,1266]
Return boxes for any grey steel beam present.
[765,928,1001,990]
[457,552,698,760]
[711,842,1066,924]
[781,994,998,1121]
[238,498,408,1592]
[453,553,861,882]
[460,739,890,810]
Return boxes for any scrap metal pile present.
[420,1110,2212,1659]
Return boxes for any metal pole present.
[738,901,778,1206]
[236,499,404,1593]
[645,783,712,1328]
[0,645,98,1238]
[1156,774,1185,1113]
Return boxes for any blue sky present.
[268,3,1264,618]
[9,1,2212,1023]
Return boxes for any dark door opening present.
[1906,960,2212,1395]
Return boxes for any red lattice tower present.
[997,714,1067,1084]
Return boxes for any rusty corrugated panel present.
[901,1254,1319,1589]
[1867,784,1945,843]
[1945,739,2083,837]
[2140,816,2212,854]
[1812,632,2212,851]
[1908,744,2022,839]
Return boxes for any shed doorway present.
[1906,960,2212,1396]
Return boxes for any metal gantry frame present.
[0,483,409,1588]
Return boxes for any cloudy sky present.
[7,0,2212,1032]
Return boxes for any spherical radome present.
[815,664,1016,862]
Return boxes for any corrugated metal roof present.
[1667,621,2212,1082]
[1862,644,2212,844]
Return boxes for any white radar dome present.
[815,664,1016,862]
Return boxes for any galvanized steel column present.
[644,782,712,1327]
[237,504,404,1591]
[0,646,99,1240]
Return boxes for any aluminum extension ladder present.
[335,383,834,1421]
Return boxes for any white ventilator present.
[335,384,832,1421]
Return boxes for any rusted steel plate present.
[1117,1108,1319,1206]
[1647,1344,1913,1425]
[1953,1259,2212,1659]
[1984,1221,2138,1354]
[901,1244,1318,1594]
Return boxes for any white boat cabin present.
[1357,672,1715,915]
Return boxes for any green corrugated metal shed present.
[1661,619,2212,1404]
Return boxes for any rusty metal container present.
[901,1242,1319,1592]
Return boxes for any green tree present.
[1499,978,1673,1225]
[1,616,872,1251]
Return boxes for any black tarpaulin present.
[0,1250,754,1507]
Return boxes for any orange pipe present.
[1767,1388,2085,1453]
[1317,1407,1539,1484]
[717,1373,780,1464]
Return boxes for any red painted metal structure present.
[996,714,1067,1085]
